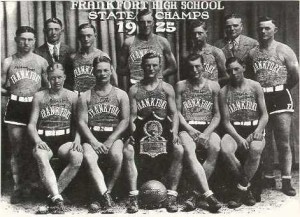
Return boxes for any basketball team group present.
[1,8,299,214]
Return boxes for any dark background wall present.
[1,1,299,164]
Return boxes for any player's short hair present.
[44,17,63,29]
[16,26,36,37]
[77,23,96,35]
[224,13,243,23]
[141,52,161,66]
[257,16,277,26]
[93,56,112,68]
[190,19,208,31]
[225,57,245,68]
[186,53,204,65]
[137,9,152,20]
[47,62,65,74]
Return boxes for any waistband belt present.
[11,94,33,102]
[188,121,210,125]
[90,126,113,132]
[38,128,70,137]
[262,85,284,93]
[232,120,258,126]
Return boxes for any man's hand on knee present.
[36,141,50,151]
[72,140,83,153]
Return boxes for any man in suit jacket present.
[35,17,74,90]
[215,14,258,62]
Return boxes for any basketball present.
[139,180,167,209]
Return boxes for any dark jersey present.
[135,80,167,119]
[37,89,72,130]
[72,49,110,92]
[251,43,288,87]
[7,54,47,97]
[181,79,214,122]
[128,35,165,82]
[87,86,121,129]
[226,84,259,122]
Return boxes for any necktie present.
[229,40,237,56]
[53,45,59,61]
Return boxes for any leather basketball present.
[139,180,167,209]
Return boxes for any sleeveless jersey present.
[226,84,259,122]
[181,80,214,122]
[7,54,44,97]
[135,80,167,119]
[128,35,165,81]
[191,44,219,81]
[72,49,109,92]
[251,43,288,87]
[87,86,120,128]
[38,89,72,130]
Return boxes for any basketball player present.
[77,56,129,213]
[214,14,258,62]
[219,57,268,208]
[1,26,49,204]
[123,52,183,213]
[27,63,83,214]
[67,23,118,93]
[176,53,222,212]
[118,9,177,87]
[189,20,228,85]
[247,16,299,196]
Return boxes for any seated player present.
[77,56,129,213]
[123,52,184,213]
[175,53,222,212]
[28,63,83,214]
[219,57,268,208]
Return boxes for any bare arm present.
[128,85,138,133]
[40,59,50,89]
[214,48,229,87]
[104,90,130,148]
[160,37,177,78]
[117,39,131,77]
[1,57,12,95]
[281,45,299,90]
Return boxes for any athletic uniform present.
[4,54,48,126]
[37,89,73,156]
[181,79,214,133]
[128,35,165,84]
[70,50,110,93]
[87,86,121,143]
[226,82,260,139]
[250,42,293,115]
[191,44,220,81]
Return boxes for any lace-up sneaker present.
[126,195,139,213]
[228,189,243,209]
[88,201,101,213]
[48,198,65,214]
[243,190,256,206]
[183,194,197,211]
[205,194,222,213]
[102,192,114,214]
[282,179,296,196]
[165,194,178,213]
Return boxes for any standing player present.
[215,14,258,62]
[176,53,222,212]
[189,20,228,85]
[77,56,130,213]
[118,9,177,87]
[123,52,183,213]
[247,16,299,196]
[27,63,83,214]
[219,57,268,208]
[68,23,118,93]
[1,26,49,203]
[35,17,74,87]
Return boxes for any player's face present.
[188,58,204,79]
[15,32,35,53]
[94,62,112,83]
[138,14,154,36]
[142,57,161,79]
[48,69,66,91]
[79,27,96,48]
[45,22,62,44]
[192,26,207,45]
[257,21,277,41]
[226,61,245,83]
[225,18,243,39]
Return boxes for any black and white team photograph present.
[0,0,299,215]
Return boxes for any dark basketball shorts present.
[4,95,33,126]
[39,131,72,157]
[264,88,294,115]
